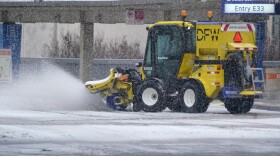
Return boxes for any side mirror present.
[135,62,142,67]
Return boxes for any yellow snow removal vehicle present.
[85,10,264,113]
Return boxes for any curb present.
[253,102,280,112]
[211,100,280,112]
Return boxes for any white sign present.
[0,49,12,82]
[221,23,256,31]
[125,10,144,25]
[224,4,275,13]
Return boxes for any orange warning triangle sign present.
[233,32,242,43]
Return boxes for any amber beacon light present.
[207,11,213,21]
[181,10,187,23]
[181,10,188,17]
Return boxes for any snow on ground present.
[0,106,279,142]
[0,105,280,155]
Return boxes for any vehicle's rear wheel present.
[178,81,209,113]
[135,80,166,112]
[224,97,254,114]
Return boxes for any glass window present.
[184,28,196,53]
[145,39,152,66]
[155,25,183,62]
[143,33,153,77]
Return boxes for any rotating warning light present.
[207,11,213,18]
[181,10,188,17]
[233,32,242,43]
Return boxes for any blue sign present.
[222,0,276,14]
[0,23,22,80]
[222,87,241,98]
[276,2,280,14]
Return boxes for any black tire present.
[167,97,181,112]
[225,97,254,114]
[135,80,166,112]
[178,81,210,113]
[200,100,210,113]
[132,97,142,112]
[224,57,244,88]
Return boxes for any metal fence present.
[20,58,142,80]
[20,58,280,78]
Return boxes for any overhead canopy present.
[0,0,221,24]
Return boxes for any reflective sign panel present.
[224,3,275,14]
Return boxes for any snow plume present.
[0,63,111,111]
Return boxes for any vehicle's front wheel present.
[178,81,210,113]
[224,97,254,114]
[135,80,166,112]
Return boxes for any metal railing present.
[20,58,143,80]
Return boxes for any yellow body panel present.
[190,64,224,98]
[177,53,195,79]
[85,69,115,92]
[139,66,146,80]
[239,91,263,96]
[148,21,194,29]
[196,23,256,60]
[227,43,258,51]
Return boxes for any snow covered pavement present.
[1,105,280,155]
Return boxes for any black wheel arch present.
[187,78,207,95]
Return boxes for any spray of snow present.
[0,63,111,111]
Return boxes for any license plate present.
[222,87,240,98]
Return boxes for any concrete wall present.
[265,68,280,100]
[20,23,148,58]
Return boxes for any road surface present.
[0,104,280,156]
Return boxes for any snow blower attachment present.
[85,68,141,110]
[85,10,264,113]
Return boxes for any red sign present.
[0,49,12,82]
[266,73,280,80]
[0,49,11,55]
[135,10,144,20]
[126,9,144,25]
